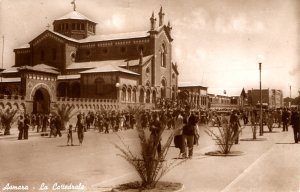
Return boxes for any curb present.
[111,182,185,192]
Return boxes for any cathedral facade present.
[0,6,179,114]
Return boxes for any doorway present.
[33,88,50,114]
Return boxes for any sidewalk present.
[0,127,67,140]
[93,125,300,192]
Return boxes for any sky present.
[0,0,299,98]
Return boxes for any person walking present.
[266,110,274,132]
[282,108,289,132]
[174,112,184,158]
[230,110,241,144]
[181,114,197,159]
[49,116,56,138]
[17,115,24,140]
[67,124,74,146]
[55,116,62,137]
[23,114,30,140]
[36,114,41,133]
[290,108,300,143]
[76,114,84,145]
[42,114,48,132]
[149,113,162,156]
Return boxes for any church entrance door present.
[33,88,50,114]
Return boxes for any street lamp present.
[257,55,264,136]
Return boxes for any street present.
[0,124,299,192]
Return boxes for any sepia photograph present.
[0,0,300,191]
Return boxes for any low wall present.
[0,95,155,115]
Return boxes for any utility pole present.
[1,35,4,83]
[1,35,4,69]
[259,62,263,136]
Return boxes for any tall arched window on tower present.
[161,43,167,67]
[161,79,166,98]
[95,78,105,95]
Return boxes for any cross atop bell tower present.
[71,0,76,11]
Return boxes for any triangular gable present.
[79,65,139,75]
[156,25,173,42]
[240,88,247,98]
[29,30,76,46]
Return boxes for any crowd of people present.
[16,106,300,152]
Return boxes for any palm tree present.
[114,111,185,189]
[51,104,77,130]
[205,116,242,155]
[0,108,18,135]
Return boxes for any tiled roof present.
[0,77,21,83]
[1,67,19,74]
[19,65,59,74]
[79,65,139,75]
[54,11,96,23]
[49,30,149,43]
[15,29,150,50]
[178,82,208,88]
[34,64,58,70]
[15,44,30,49]
[80,31,149,43]
[50,30,81,42]
[67,55,153,70]
[57,74,80,80]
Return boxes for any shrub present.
[51,104,77,130]
[114,112,185,189]
[205,116,241,154]
[0,108,18,135]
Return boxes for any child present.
[67,124,73,146]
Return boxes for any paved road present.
[0,125,299,192]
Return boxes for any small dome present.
[54,11,96,24]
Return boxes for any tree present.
[292,96,300,106]
[205,116,242,155]
[50,104,77,130]
[0,108,18,135]
[114,111,185,189]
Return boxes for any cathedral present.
[0,4,179,113]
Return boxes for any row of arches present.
[120,86,157,104]
[57,103,118,110]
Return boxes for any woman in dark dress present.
[18,115,24,140]
[23,114,30,139]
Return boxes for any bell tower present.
[52,0,97,40]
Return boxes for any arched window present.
[132,89,137,103]
[127,89,131,102]
[161,79,166,98]
[121,87,126,102]
[172,86,175,100]
[152,91,156,103]
[139,89,145,103]
[95,78,105,95]
[161,43,167,67]
[146,89,151,103]
[146,81,150,87]
[146,67,150,75]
